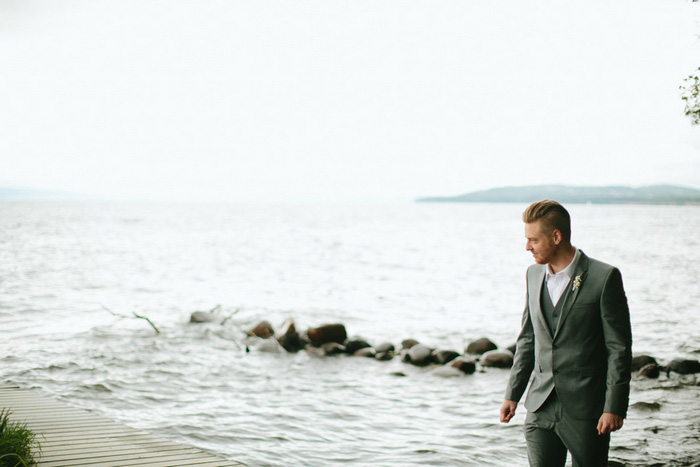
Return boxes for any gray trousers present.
[524,391,610,467]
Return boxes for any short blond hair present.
[522,200,571,242]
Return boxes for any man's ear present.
[552,229,562,245]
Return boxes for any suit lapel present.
[531,266,551,338]
[553,251,590,339]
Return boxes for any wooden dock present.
[0,386,245,467]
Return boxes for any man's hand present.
[500,400,518,423]
[597,412,624,435]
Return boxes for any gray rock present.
[407,344,433,366]
[667,358,700,375]
[375,352,393,361]
[353,347,376,358]
[450,357,477,374]
[307,323,347,347]
[401,339,420,349]
[375,342,395,353]
[480,349,514,368]
[631,355,657,371]
[247,321,274,338]
[638,363,660,379]
[189,311,219,323]
[320,342,346,355]
[345,339,371,354]
[431,349,460,365]
[276,318,305,352]
[465,337,497,355]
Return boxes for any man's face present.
[524,220,557,265]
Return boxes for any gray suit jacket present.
[505,251,632,420]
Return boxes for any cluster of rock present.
[632,354,700,379]
[190,312,700,380]
[241,319,514,374]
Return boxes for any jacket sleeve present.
[505,271,535,402]
[600,267,633,417]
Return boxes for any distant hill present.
[0,186,91,202]
[416,185,700,205]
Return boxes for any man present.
[500,200,632,466]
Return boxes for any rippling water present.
[1,201,699,466]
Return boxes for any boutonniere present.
[572,273,584,291]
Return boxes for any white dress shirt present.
[545,248,580,306]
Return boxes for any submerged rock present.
[307,324,347,347]
[667,358,700,375]
[465,337,497,355]
[631,401,662,412]
[480,349,514,368]
[189,311,219,323]
[632,355,658,371]
[375,352,393,361]
[431,366,463,378]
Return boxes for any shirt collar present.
[546,248,580,280]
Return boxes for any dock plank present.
[0,387,244,466]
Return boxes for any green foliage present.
[0,409,40,467]
[680,67,700,125]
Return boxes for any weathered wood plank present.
[0,387,245,466]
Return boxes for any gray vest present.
[540,277,570,335]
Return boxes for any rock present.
[253,338,284,353]
[400,349,412,363]
[375,352,393,361]
[345,339,372,354]
[431,366,463,378]
[631,401,662,412]
[401,339,419,350]
[638,363,660,379]
[450,357,477,374]
[390,371,407,377]
[465,337,497,355]
[407,344,434,366]
[247,321,274,338]
[189,311,219,323]
[431,350,460,365]
[320,342,346,356]
[667,358,700,375]
[353,347,376,358]
[276,318,305,352]
[375,342,395,353]
[307,324,347,347]
[506,343,517,355]
[631,355,658,371]
[480,349,514,368]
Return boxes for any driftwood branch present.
[100,304,160,335]
[220,307,241,326]
[132,313,161,334]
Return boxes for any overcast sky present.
[1,0,699,202]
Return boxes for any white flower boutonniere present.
[572,273,584,291]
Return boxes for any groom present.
[500,200,632,466]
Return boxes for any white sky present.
[1,0,700,202]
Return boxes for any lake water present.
[1,201,699,466]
